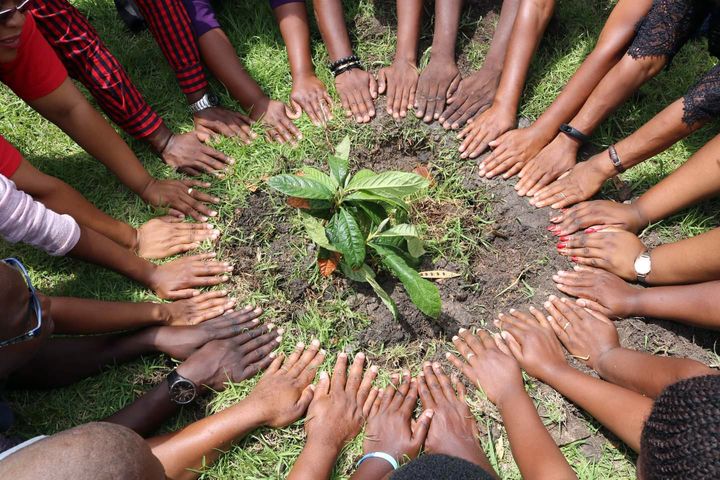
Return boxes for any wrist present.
[175,361,212,393]
[594,346,626,378]
[153,302,172,325]
[186,89,206,105]
[495,384,530,413]
[589,151,618,180]
[248,95,271,120]
[305,435,344,457]
[393,50,417,65]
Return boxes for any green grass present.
[1,0,718,478]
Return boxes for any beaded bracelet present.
[332,60,363,77]
[330,54,360,72]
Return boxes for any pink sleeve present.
[0,175,80,256]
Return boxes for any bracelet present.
[356,452,399,471]
[333,61,363,77]
[330,54,360,72]
[559,123,592,144]
[608,144,626,173]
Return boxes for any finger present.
[398,85,410,118]
[348,92,363,122]
[298,346,326,384]
[458,328,485,356]
[316,370,331,396]
[379,374,400,410]
[451,101,485,129]
[295,384,315,414]
[400,379,419,415]
[411,409,434,444]
[423,86,438,123]
[445,352,475,382]
[289,338,322,377]
[369,389,383,418]
[546,314,570,346]
[285,98,303,120]
[439,95,463,126]
[377,69,387,94]
[339,91,353,118]
[363,387,380,418]
[242,334,283,364]
[500,330,523,361]
[575,297,613,317]
[331,351,349,393]
[416,371,435,409]
[302,97,322,126]
[357,363,378,409]
[390,371,412,410]
[422,363,443,402]
[451,334,476,363]
[266,352,285,374]
[369,74,378,99]
[244,354,276,377]
[345,351,367,396]
[163,288,199,300]
[431,362,456,402]
[492,334,513,357]
[528,305,550,329]
[358,87,375,122]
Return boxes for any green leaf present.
[345,169,376,188]
[354,201,386,226]
[365,271,399,320]
[344,191,409,211]
[327,208,366,269]
[346,171,429,198]
[268,175,334,200]
[371,244,441,319]
[300,166,338,190]
[334,136,351,160]
[300,213,339,252]
[328,156,349,187]
[340,261,373,283]
[376,224,426,257]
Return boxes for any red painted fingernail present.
[559,236,569,242]
[571,256,578,262]
[557,243,567,249]
[585,227,597,234]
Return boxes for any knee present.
[621,52,667,80]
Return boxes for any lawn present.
[2,0,719,479]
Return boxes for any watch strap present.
[189,93,218,114]
[559,123,592,144]
[167,369,197,405]
[608,145,626,174]
[635,251,651,284]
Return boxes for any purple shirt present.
[182,0,305,37]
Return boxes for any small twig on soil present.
[494,264,534,299]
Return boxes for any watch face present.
[207,93,219,106]
[634,255,652,275]
[170,379,196,405]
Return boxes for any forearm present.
[314,0,355,61]
[287,440,341,480]
[498,392,574,480]
[543,366,652,452]
[628,281,720,329]
[148,400,265,480]
[492,0,552,115]
[596,347,716,399]
[275,3,316,78]
[394,0,423,63]
[69,226,156,289]
[431,0,463,58]
[197,29,268,110]
[105,382,180,438]
[647,228,720,285]
[49,297,166,334]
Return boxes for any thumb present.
[285,99,303,120]
[411,409,434,443]
[377,70,387,94]
[296,384,316,414]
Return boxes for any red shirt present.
[0,136,22,177]
[0,13,68,101]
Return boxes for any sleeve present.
[682,63,720,125]
[180,0,221,37]
[0,14,68,101]
[269,0,306,8]
[0,136,22,178]
[0,174,81,256]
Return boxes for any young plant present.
[268,136,441,319]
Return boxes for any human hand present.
[335,68,378,123]
[414,59,461,123]
[175,315,282,391]
[161,132,235,177]
[548,200,648,237]
[250,97,302,145]
[516,135,579,197]
[530,154,613,209]
[417,363,487,466]
[159,290,236,326]
[304,352,378,450]
[246,339,327,428]
[135,216,219,260]
[377,59,419,119]
[139,178,219,222]
[457,104,516,160]
[363,371,433,465]
[494,308,569,383]
[557,229,646,281]
[148,252,233,300]
[288,74,334,126]
[446,328,524,409]
[194,106,257,144]
[150,306,269,360]
[542,296,620,372]
[479,126,549,180]
[439,66,501,129]
[552,266,642,319]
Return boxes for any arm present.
[646,228,720,285]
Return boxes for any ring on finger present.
[466,352,475,360]
[187,188,193,195]
[563,322,571,330]
[557,192,567,200]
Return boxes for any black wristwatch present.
[559,123,592,144]
[167,369,198,405]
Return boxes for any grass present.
[1,0,718,478]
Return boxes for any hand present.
[457,104,516,160]
[139,178,219,222]
[149,306,268,360]
[548,200,648,237]
[147,252,233,300]
[249,97,302,145]
[557,229,646,281]
[531,153,613,209]
[516,134,579,197]
[288,74,334,126]
[417,363,487,467]
[439,66,501,129]
[363,372,432,464]
[194,106,257,144]
[159,290,237,326]
[494,308,569,383]
[176,317,282,391]
[543,296,620,372]
[414,59,461,123]
[304,352,378,450]
[479,126,549,180]
[246,339,326,428]
[552,266,642,319]
[161,132,235,176]
[377,59,419,119]
[135,216,219,260]
[335,68,378,123]
[446,328,524,409]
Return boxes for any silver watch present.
[189,92,219,114]
[634,250,652,283]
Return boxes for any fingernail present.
[559,236,569,242]
[549,295,557,300]
[445,352,452,359]
[585,228,597,234]
[547,226,557,232]
[432,362,440,369]
[320,349,327,355]
[452,335,459,341]
[571,256,578,262]
[552,275,560,282]
[276,336,283,342]
[221,276,229,281]
[557,243,567,249]
[501,331,509,339]
[201,216,209,222]
[509,308,516,313]
[269,351,277,358]
[425,409,434,418]
[210,211,218,217]
[296,341,305,348]
[544,301,551,308]
[458,328,467,334]
[371,365,379,373]
[311,339,320,347]
[207,224,215,229]
[339,352,348,358]
[268,323,275,330]
[550,217,560,223]
[356,352,365,359]
[277,328,285,334]
[320,371,328,379]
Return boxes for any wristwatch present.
[188,92,219,114]
[167,369,198,405]
[634,250,652,284]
